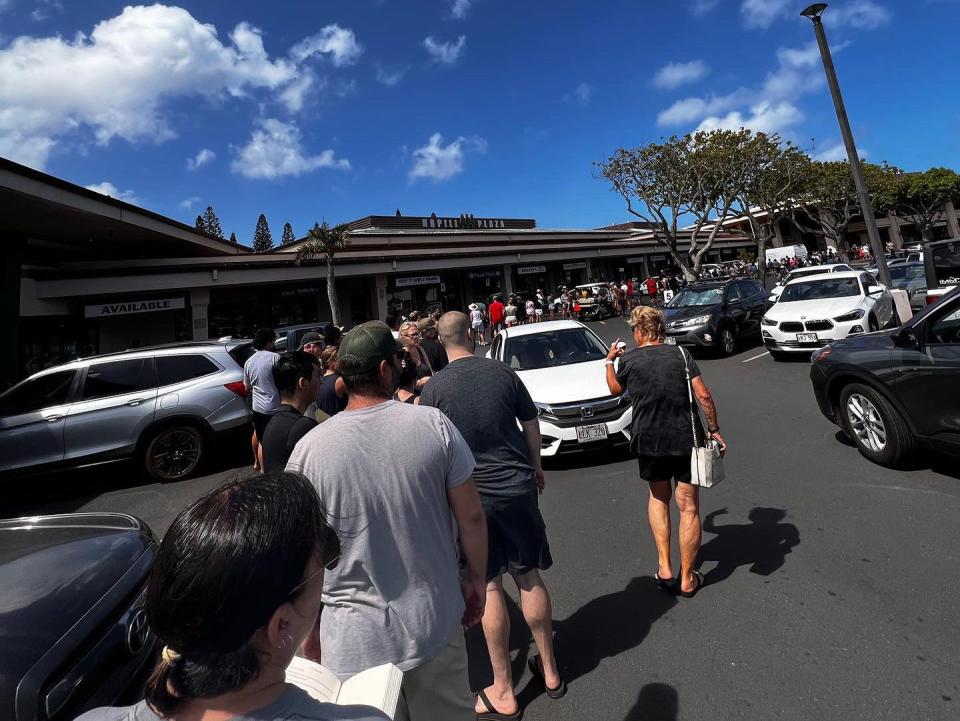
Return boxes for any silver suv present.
[0,340,253,482]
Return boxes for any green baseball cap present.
[337,321,403,376]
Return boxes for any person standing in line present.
[605,306,726,598]
[299,331,324,358]
[489,295,505,336]
[524,297,535,325]
[560,287,571,319]
[504,296,519,328]
[418,318,449,372]
[307,345,347,423]
[323,325,343,350]
[421,312,563,719]
[243,328,280,471]
[261,352,321,472]
[393,350,420,405]
[287,321,488,721]
[398,321,433,392]
[469,303,487,346]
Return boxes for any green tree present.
[229,231,238,244]
[201,206,224,239]
[597,129,762,280]
[195,215,206,232]
[295,221,351,327]
[877,167,960,241]
[281,222,296,246]
[253,213,274,253]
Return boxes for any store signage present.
[651,255,666,261]
[562,262,587,270]
[468,270,501,280]
[395,275,441,287]
[626,257,646,264]
[421,216,507,229]
[84,297,184,318]
[517,265,546,275]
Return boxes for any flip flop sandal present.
[527,654,567,699]
[475,689,522,721]
[679,570,705,599]
[654,572,679,592]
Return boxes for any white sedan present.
[768,263,853,304]
[486,320,631,456]
[762,271,895,358]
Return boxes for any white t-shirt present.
[243,350,280,414]
[470,309,484,326]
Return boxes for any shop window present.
[157,355,219,387]
[81,359,154,401]
[0,370,77,416]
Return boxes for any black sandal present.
[476,689,522,721]
[654,572,679,592]
[679,570,705,598]
[527,654,567,699]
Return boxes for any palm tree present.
[295,221,351,327]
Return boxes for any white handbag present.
[679,347,725,488]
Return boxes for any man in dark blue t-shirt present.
[420,312,565,718]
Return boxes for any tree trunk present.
[326,257,341,327]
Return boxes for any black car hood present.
[828,329,897,353]
[664,305,718,322]
[0,514,155,708]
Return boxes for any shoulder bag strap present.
[678,346,700,448]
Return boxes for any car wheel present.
[839,383,916,466]
[868,314,880,333]
[143,425,204,482]
[718,326,737,356]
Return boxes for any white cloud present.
[451,0,473,19]
[0,5,301,169]
[658,93,747,126]
[408,132,486,183]
[813,141,869,161]
[186,148,216,171]
[564,83,593,106]
[422,35,466,65]
[830,0,892,29]
[290,25,362,67]
[697,101,805,134]
[179,195,201,209]
[690,0,720,15]
[85,181,138,203]
[740,0,792,29]
[278,70,319,112]
[31,0,62,22]
[653,60,710,89]
[232,118,349,179]
[376,65,406,86]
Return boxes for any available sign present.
[395,275,441,287]
[517,265,546,275]
[562,262,587,270]
[84,297,185,318]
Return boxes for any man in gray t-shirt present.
[243,328,280,471]
[286,321,488,721]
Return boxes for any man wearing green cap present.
[286,320,488,721]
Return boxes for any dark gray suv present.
[0,340,253,482]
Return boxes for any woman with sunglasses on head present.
[397,321,433,392]
[76,472,386,721]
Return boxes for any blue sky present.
[1,0,958,243]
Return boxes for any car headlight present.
[833,308,865,322]
[534,402,553,417]
[673,314,711,328]
[761,316,777,326]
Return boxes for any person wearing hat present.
[299,331,324,358]
[286,321,488,721]
[468,302,486,346]
[76,472,386,721]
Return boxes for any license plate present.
[664,337,677,345]
[796,333,818,343]
[577,424,608,443]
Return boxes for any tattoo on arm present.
[698,392,719,431]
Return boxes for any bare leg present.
[475,577,519,715]
[674,483,702,592]
[514,570,561,688]
[251,430,260,471]
[647,480,674,580]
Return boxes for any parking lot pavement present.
[5,317,960,720]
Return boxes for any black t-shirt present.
[317,373,347,417]
[420,336,449,372]
[419,355,538,498]
[616,344,703,456]
[261,404,317,472]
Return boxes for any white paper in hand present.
[286,656,403,720]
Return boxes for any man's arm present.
[447,479,488,627]
[605,339,624,395]
[520,418,546,493]
[691,376,727,454]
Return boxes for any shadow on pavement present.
[833,431,960,481]
[699,507,800,587]
[624,682,679,721]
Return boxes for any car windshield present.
[667,287,723,307]
[890,265,925,282]
[504,328,608,370]
[780,278,861,302]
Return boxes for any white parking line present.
[599,321,606,325]
[741,351,770,363]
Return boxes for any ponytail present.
[145,644,261,717]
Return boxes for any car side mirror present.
[868,285,884,295]
[893,325,918,349]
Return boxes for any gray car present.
[0,340,253,482]
[869,262,927,311]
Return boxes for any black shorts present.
[252,411,272,440]
[482,492,553,582]
[637,454,692,484]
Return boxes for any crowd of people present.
[81,301,727,721]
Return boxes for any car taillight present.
[224,380,247,397]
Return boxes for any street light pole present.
[801,3,892,288]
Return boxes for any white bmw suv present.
[762,271,895,358]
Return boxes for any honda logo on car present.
[85,298,186,318]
